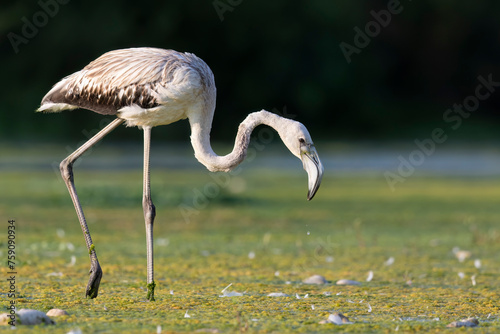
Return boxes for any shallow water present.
[2,142,500,176]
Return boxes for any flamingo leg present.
[142,126,156,301]
[59,118,124,298]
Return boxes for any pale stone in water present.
[46,308,69,317]
[267,292,290,297]
[447,317,479,328]
[2,309,56,325]
[303,274,327,284]
[336,279,361,286]
[319,312,353,325]
[0,313,12,326]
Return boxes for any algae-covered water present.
[1,164,500,332]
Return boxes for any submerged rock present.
[1,309,56,326]
[447,317,479,328]
[267,292,290,297]
[0,313,13,326]
[319,312,353,325]
[336,279,361,286]
[46,308,69,317]
[303,275,327,284]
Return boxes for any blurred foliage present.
[0,0,499,143]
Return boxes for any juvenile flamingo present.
[38,48,323,300]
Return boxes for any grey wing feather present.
[39,48,192,115]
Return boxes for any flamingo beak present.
[300,144,324,200]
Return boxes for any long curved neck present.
[189,109,287,172]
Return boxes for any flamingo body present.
[39,48,215,129]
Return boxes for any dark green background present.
[1,0,499,143]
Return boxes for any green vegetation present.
[147,281,156,302]
[1,169,500,333]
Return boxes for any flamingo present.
[38,47,324,301]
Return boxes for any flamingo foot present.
[86,261,102,299]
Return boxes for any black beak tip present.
[307,190,315,201]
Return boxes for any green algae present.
[146,281,156,301]
[2,170,500,333]
[89,244,95,255]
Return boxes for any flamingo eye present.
[299,138,305,144]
